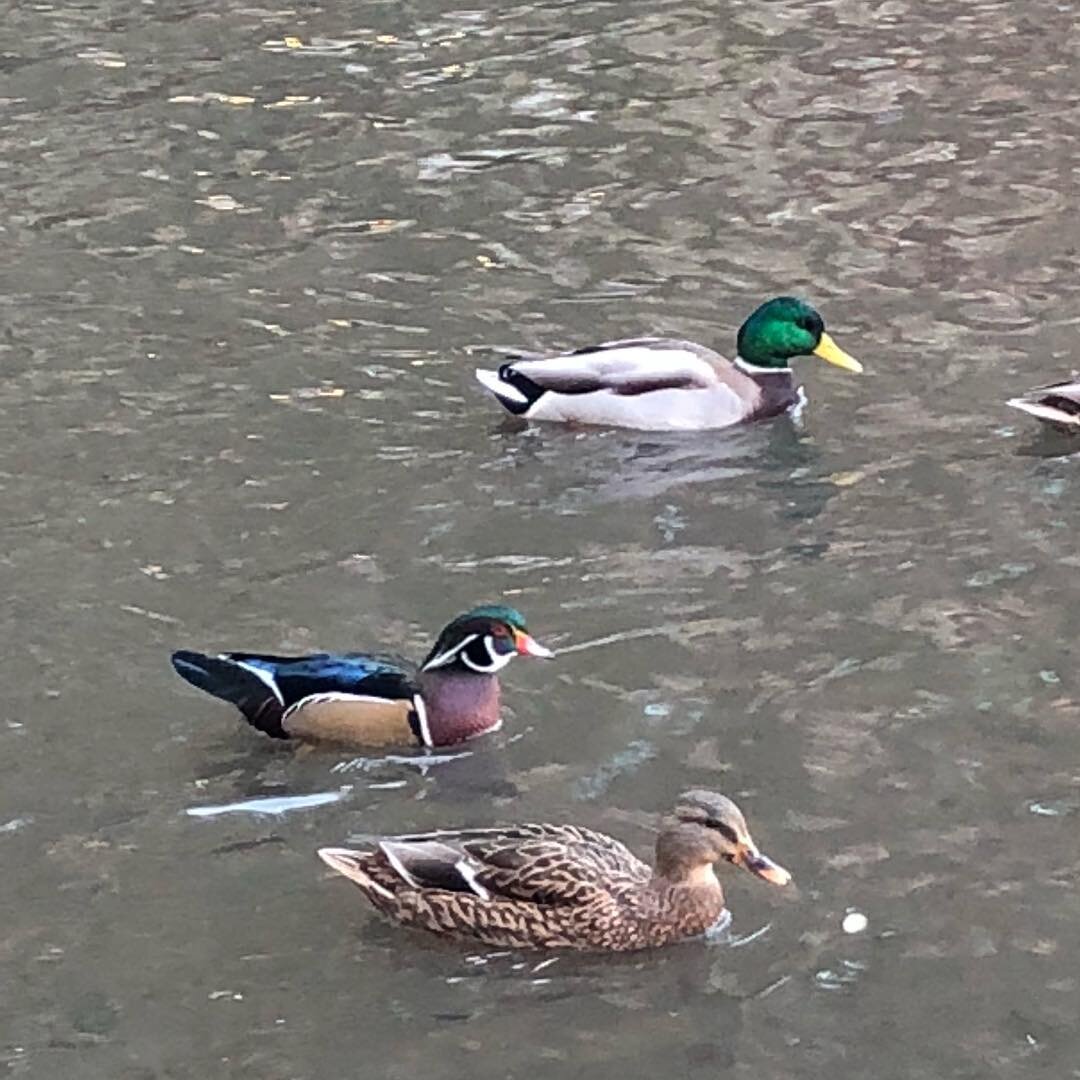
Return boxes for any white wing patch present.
[378,840,491,899]
[454,857,492,901]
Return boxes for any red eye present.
[492,624,511,639]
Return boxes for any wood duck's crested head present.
[420,605,553,675]
[655,790,791,888]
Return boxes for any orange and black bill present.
[513,628,554,658]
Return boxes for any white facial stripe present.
[460,635,515,674]
[422,633,480,671]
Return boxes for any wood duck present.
[475,296,861,432]
[318,790,791,951]
[171,605,553,749]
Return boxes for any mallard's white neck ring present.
[734,356,794,376]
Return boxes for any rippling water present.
[3,0,1080,1075]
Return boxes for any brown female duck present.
[318,790,791,951]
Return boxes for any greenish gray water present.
[3,0,1080,1076]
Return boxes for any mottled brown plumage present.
[318,790,791,952]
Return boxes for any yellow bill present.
[813,332,863,374]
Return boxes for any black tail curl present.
[170,650,289,739]
[497,364,546,415]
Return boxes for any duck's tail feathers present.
[318,847,396,900]
[170,650,289,739]
[475,365,544,416]
[1007,395,1080,430]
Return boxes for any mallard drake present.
[474,296,862,432]
[170,605,553,749]
[1007,378,1080,431]
[318,790,790,951]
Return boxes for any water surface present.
[3,0,1080,1076]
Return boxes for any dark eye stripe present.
[709,820,739,844]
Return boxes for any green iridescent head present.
[456,604,528,630]
[736,297,862,373]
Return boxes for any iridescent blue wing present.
[172,649,416,739]
[226,651,415,706]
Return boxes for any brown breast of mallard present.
[743,367,800,421]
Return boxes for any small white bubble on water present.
[842,911,868,934]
